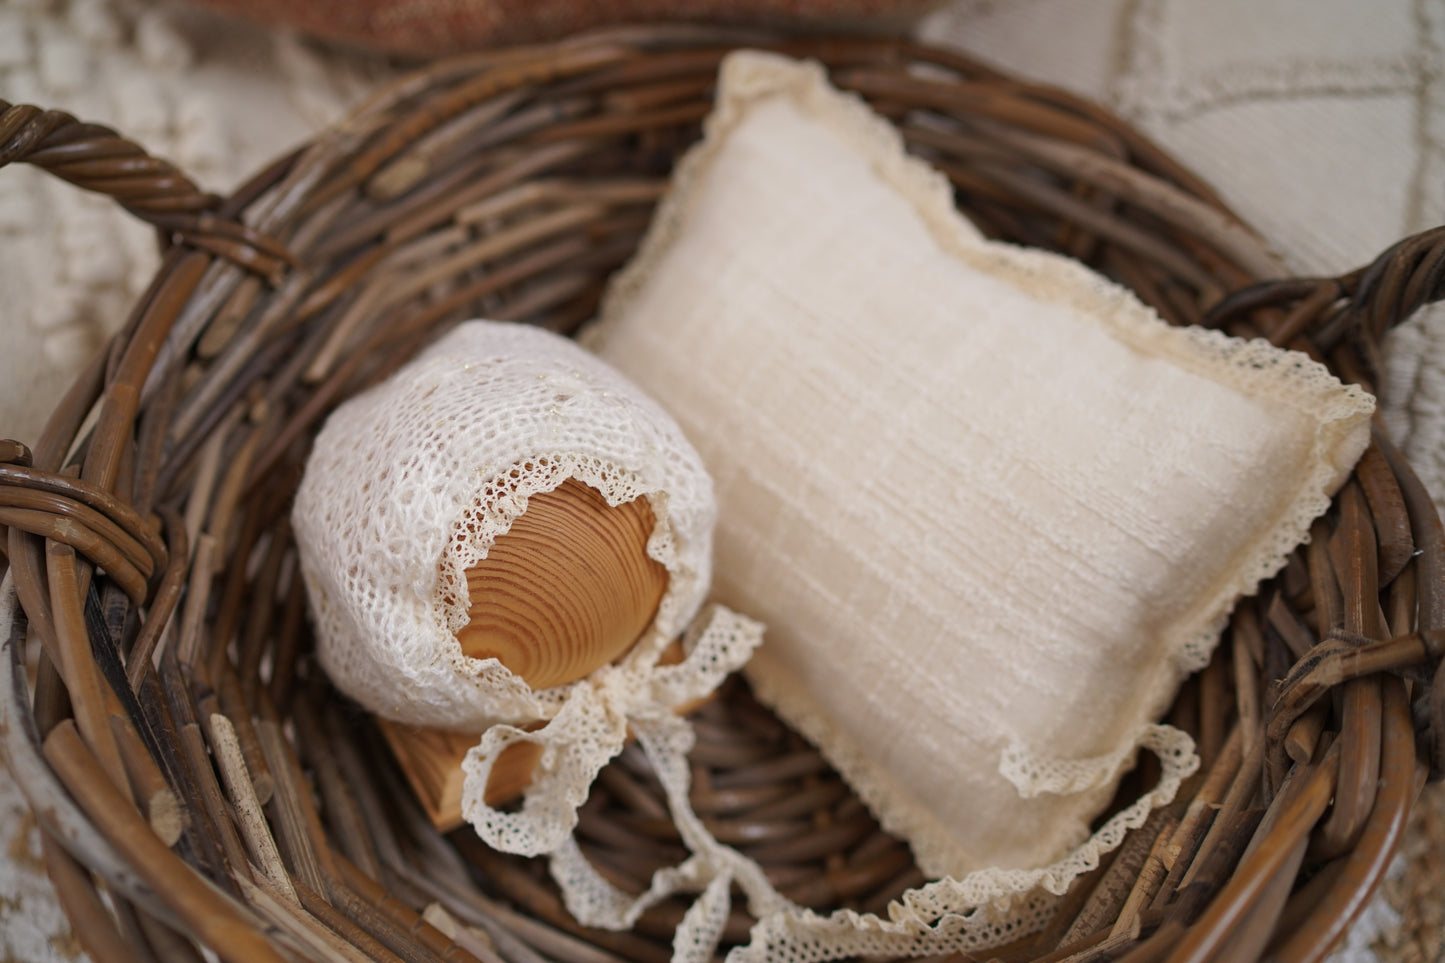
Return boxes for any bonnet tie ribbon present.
[459,605,791,962]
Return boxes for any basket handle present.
[1206,224,1445,378]
[0,101,292,279]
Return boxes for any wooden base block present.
[377,718,542,832]
[380,641,701,832]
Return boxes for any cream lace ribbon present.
[455,601,1199,962]
[729,725,1199,962]
[458,605,793,962]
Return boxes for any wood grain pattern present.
[457,477,668,691]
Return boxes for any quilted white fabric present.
[586,51,1374,959]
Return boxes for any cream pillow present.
[585,51,1373,957]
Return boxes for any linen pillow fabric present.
[585,50,1373,956]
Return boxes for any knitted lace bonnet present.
[292,321,783,958]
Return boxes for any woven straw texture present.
[2,23,1444,963]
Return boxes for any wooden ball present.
[456,478,668,690]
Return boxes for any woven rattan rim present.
[2,24,1443,963]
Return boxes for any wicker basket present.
[2,25,1443,963]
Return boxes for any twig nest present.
[292,320,715,731]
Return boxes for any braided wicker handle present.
[0,100,291,279]
[1210,224,1445,383]
[1211,226,1445,789]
